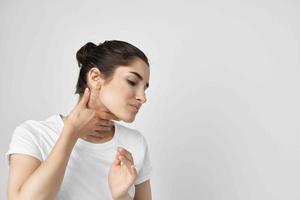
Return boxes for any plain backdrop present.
[1,0,300,199]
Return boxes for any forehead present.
[114,58,150,81]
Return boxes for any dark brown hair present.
[75,40,149,95]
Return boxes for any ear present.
[86,67,105,90]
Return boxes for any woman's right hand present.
[63,87,119,139]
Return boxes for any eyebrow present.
[129,71,149,89]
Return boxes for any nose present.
[136,90,147,104]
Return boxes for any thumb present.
[78,87,90,108]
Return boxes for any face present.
[87,58,150,123]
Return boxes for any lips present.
[130,104,140,112]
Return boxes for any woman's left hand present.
[108,147,138,200]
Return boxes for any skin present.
[70,57,150,143]
[7,57,152,200]
[64,57,151,199]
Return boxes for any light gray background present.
[1,0,300,199]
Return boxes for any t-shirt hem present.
[134,171,152,185]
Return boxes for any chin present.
[122,117,135,123]
[119,114,136,123]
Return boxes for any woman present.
[6,40,152,200]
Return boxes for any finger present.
[78,87,90,108]
[119,155,133,171]
[95,118,113,127]
[94,125,113,132]
[119,155,138,177]
[113,152,121,166]
[118,147,133,162]
[117,147,134,163]
[130,164,138,176]
[113,157,121,166]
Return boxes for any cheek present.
[100,84,133,111]
[100,87,137,123]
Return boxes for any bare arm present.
[8,126,78,200]
[7,88,119,200]
[134,180,152,200]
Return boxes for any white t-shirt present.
[6,114,152,199]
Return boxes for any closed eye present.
[127,80,137,86]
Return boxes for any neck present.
[60,114,115,144]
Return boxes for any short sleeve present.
[5,125,43,167]
[134,135,152,185]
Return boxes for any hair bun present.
[76,42,97,68]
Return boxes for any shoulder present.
[12,114,59,139]
[13,119,40,139]
[6,116,58,164]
